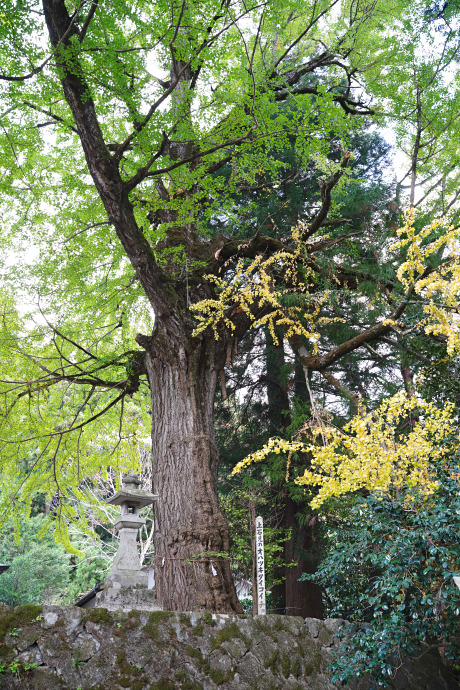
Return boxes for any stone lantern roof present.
[106,472,158,509]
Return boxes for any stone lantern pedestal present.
[92,473,162,612]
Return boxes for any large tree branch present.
[3,342,146,396]
[123,8,370,189]
[212,154,353,267]
[303,152,351,240]
[0,392,125,445]
[215,232,292,266]
[78,0,99,43]
[42,0,174,321]
[275,82,375,115]
[290,295,411,372]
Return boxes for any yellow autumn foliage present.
[190,224,344,349]
[232,392,458,509]
[218,211,460,508]
[393,208,460,355]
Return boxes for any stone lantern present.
[107,472,157,581]
[92,472,162,612]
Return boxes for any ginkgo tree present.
[1,0,460,614]
[230,209,460,497]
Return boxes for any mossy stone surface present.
[211,621,250,651]
[82,608,113,626]
[0,606,454,689]
[0,605,42,643]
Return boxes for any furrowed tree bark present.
[39,0,405,615]
[284,497,323,619]
[143,328,242,612]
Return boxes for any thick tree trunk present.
[284,497,324,619]
[144,330,242,612]
[265,327,290,434]
[284,362,324,619]
[265,339,324,618]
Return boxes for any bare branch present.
[78,0,99,43]
[303,152,351,240]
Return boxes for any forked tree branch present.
[303,152,351,240]
[290,293,411,372]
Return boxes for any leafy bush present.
[65,554,108,604]
[0,515,70,606]
[304,452,460,685]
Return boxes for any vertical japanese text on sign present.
[255,516,266,615]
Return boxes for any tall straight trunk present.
[286,361,324,619]
[284,496,324,619]
[265,336,324,618]
[265,327,289,612]
[144,329,242,612]
[265,326,290,434]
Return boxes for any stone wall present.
[0,603,457,689]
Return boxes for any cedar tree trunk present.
[284,496,324,619]
[267,341,324,618]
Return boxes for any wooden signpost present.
[255,516,266,615]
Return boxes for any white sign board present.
[255,516,266,615]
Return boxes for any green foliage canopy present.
[0,0,459,559]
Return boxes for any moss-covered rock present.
[211,621,250,651]
[0,605,42,644]
[0,606,455,689]
[82,608,113,626]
